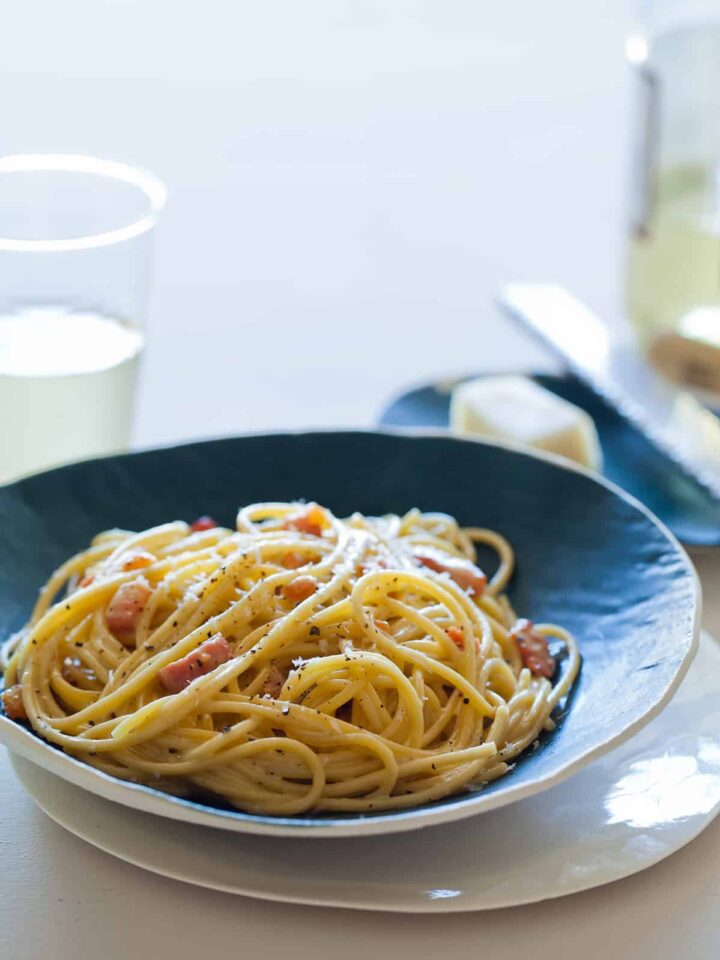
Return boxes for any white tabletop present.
[4,2,720,958]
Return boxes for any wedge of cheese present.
[450,375,602,469]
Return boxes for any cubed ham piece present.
[510,619,556,679]
[2,684,26,721]
[414,551,487,596]
[261,664,286,698]
[121,550,155,572]
[446,626,466,648]
[105,579,153,637]
[190,515,218,532]
[283,504,328,537]
[282,576,318,602]
[158,633,232,694]
[281,551,307,569]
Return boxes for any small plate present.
[379,374,720,546]
[12,631,720,912]
[0,430,699,836]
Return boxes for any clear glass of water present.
[0,154,166,483]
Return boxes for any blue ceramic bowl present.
[0,431,700,836]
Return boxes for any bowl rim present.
[0,428,702,837]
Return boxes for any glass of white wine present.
[626,8,720,398]
[0,154,166,483]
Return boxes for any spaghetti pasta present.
[0,503,580,815]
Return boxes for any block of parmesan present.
[450,375,602,469]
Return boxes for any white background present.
[7,4,720,960]
[4,0,632,445]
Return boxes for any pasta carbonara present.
[1,503,580,815]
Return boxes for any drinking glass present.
[0,154,166,482]
[626,5,720,396]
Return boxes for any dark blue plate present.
[379,374,720,547]
[0,431,699,835]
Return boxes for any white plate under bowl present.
[12,631,720,913]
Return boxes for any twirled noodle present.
[0,503,580,815]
